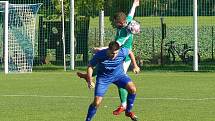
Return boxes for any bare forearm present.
[128,0,139,17]
[86,65,96,89]
[129,50,140,74]
[129,51,138,67]
[87,66,93,82]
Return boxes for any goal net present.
[0,1,41,73]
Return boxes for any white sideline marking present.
[1,94,215,101]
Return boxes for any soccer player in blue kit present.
[78,0,140,116]
[85,41,140,121]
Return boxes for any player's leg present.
[85,96,103,121]
[113,75,138,121]
[124,82,137,114]
[113,60,131,115]
[113,88,127,115]
[124,80,138,121]
[85,78,110,121]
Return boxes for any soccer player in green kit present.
[77,0,140,116]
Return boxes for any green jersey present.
[115,16,133,62]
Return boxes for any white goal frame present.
[1,2,42,74]
[0,1,9,74]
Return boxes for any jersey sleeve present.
[89,53,99,67]
[126,15,133,23]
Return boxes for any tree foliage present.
[49,0,104,18]
[75,0,104,17]
[43,0,215,19]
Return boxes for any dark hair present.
[113,12,126,22]
[108,41,120,50]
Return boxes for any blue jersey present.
[89,48,129,79]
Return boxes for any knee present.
[126,82,137,94]
[129,86,136,94]
[92,99,102,108]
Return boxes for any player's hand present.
[134,0,139,7]
[133,66,140,74]
[87,81,95,89]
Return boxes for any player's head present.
[113,12,127,29]
[108,41,120,59]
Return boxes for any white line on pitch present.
[1,94,215,101]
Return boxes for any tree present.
[75,0,104,17]
[49,0,104,18]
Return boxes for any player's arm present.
[86,65,95,89]
[86,53,98,89]
[128,50,140,74]
[128,0,139,18]
[91,46,108,53]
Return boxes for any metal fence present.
[1,0,215,71]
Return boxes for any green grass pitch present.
[0,71,215,121]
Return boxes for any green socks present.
[118,88,128,107]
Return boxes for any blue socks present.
[85,104,97,121]
[85,94,136,121]
[126,93,136,113]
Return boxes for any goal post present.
[0,2,42,74]
[0,1,9,74]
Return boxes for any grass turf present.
[0,71,215,121]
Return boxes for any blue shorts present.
[94,75,131,97]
